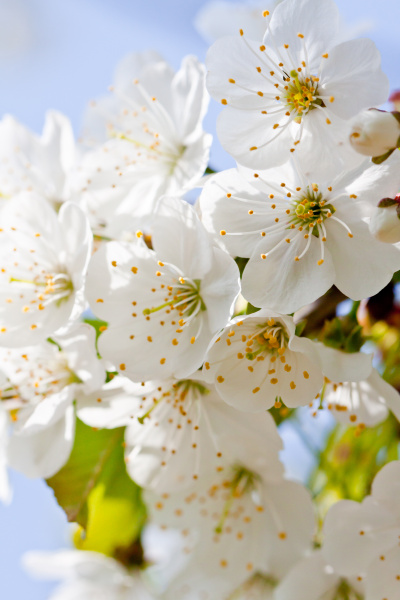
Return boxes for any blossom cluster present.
[2,0,400,599]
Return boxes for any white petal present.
[315,343,373,383]
[242,230,335,313]
[265,0,340,67]
[371,460,400,519]
[171,55,209,141]
[365,544,400,600]
[321,38,389,120]
[200,168,271,258]
[200,246,240,332]
[216,106,293,168]
[327,217,400,300]
[151,197,213,279]
[8,405,75,478]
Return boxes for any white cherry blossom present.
[0,111,78,210]
[1,323,105,478]
[199,156,400,313]
[205,310,323,412]
[206,0,388,172]
[86,197,240,382]
[76,52,212,234]
[0,194,92,346]
[76,372,283,492]
[123,375,283,493]
[147,467,315,600]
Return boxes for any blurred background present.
[0,0,399,597]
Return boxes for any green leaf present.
[344,324,364,353]
[47,419,146,557]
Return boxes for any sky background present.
[0,0,399,598]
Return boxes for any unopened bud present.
[350,109,400,162]
[369,196,400,243]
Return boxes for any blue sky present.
[0,0,399,598]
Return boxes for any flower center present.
[137,379,210,424]
[143,277,206,323]
[290,186,336,234]
[334,580,363,600]
[10,270,74,309]
[1,352,81,419]
[245,319,288,361]
[109,130,185,165]
[215,464,259,533]
[284,72,325,122]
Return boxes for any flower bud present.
[349,109,400,160]
[369,196,400,243]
